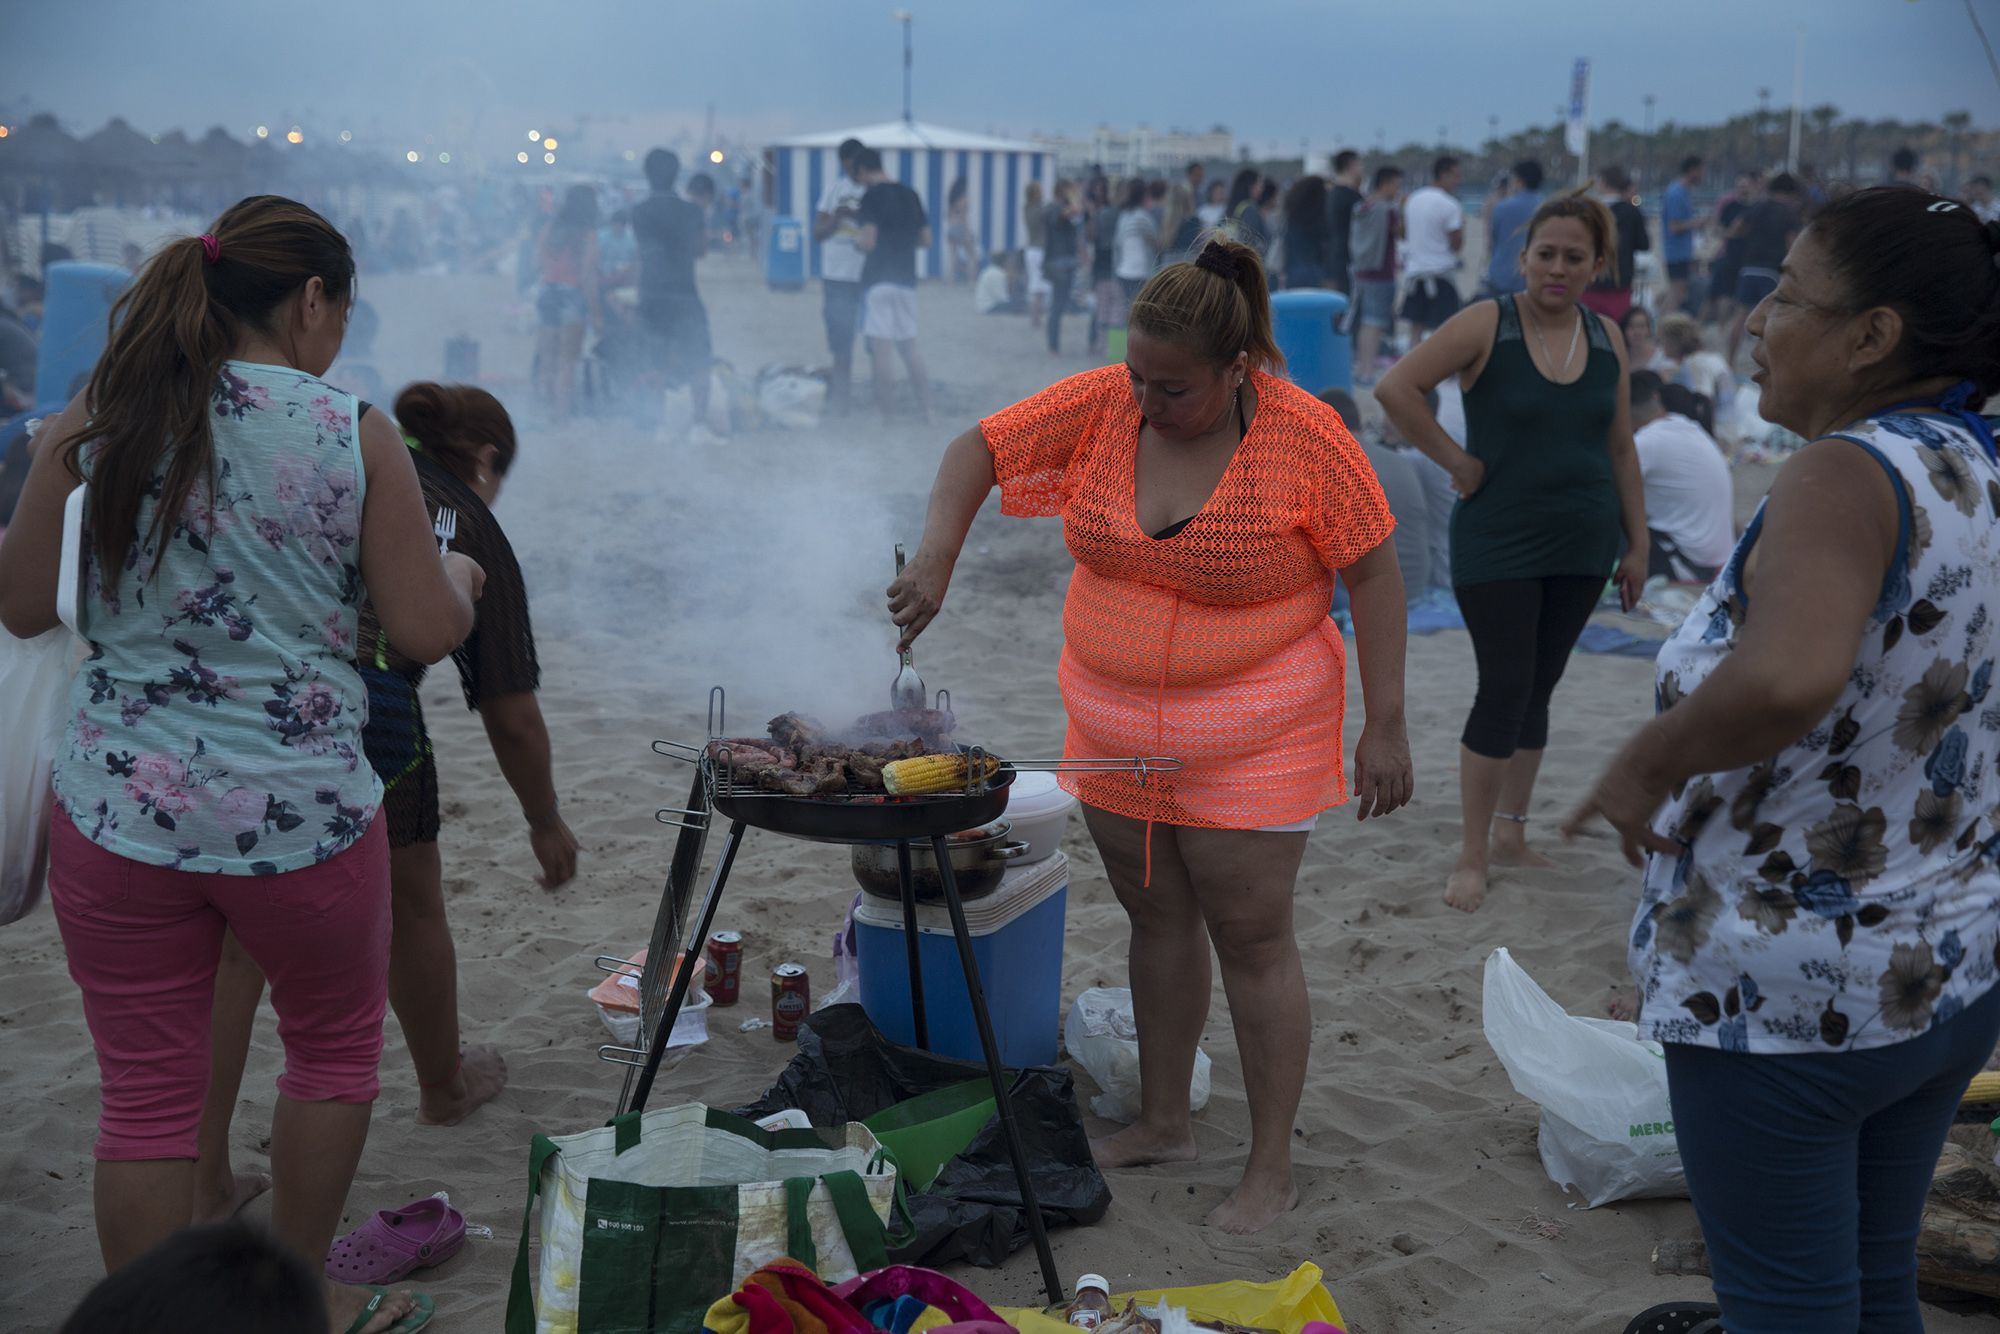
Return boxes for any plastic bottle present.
[1067,1274,1112,1330]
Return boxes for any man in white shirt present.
[1400,155,1465,343]
[814,138,868,411]
[1630,370,1736,582]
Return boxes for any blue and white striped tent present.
[768,121,1056,281]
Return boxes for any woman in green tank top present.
[1376,193,1650,915]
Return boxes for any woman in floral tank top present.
[1570,188,2000,1333]
[0,197,480,1334]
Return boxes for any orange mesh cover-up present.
[981,365,1393,828]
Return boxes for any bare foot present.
[193,1169,272,1222]
[1605,990,1639,1023]
[1491,837,1556,869]
[417,1044,507,1127]
[325,1282,419,1334]
[1091,1123,1198,1170]
[1206,1172,1300,1234]
[1444,864,1488,913]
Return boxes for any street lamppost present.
[1643,93,1656,188]
[893,10,914,125]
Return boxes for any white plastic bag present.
[1,485,85,926]
[1064,986,1211,1123]
[1482,948,1685,1207]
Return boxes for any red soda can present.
[772,963,809,1040]
[706,931,743,1006]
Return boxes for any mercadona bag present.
[1481,948,1686,1207]
[2,484,86,927]
[506,1103,902,1334]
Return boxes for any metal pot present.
[849,820,1031,903]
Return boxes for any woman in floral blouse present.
[1570,188,2000,1332]
[0,197,478,1334]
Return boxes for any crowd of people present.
[1,115,1998,1334]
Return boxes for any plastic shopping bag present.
[1481,948,1685,1207]
[1064,987,1211,1123]
[1,485,85,926]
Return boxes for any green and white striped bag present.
[505,1104,899,1334]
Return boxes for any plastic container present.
[855,852,1068,1067]
[1270,288,1353,398]
[765,216,806,290]
[1004,772,1078,865]
[1068,1274,1112,1329]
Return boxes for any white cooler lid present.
[853,851,1068,937]
[1006,770,1079,819]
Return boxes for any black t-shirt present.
[630,191,705,308]
[1325,184,1362,280]
[1044,204,1081,266]
[355,445,539,709]
[1718,197,1750,260]
[1740,199,1798,271]
[859,181,927,288]
[1590,199,1651,292]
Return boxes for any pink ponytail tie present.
[198,234,221,265]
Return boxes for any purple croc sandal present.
[326,1196,466,1285]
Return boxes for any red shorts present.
[49,809,391,1161]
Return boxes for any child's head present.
[62,1222,328,1334]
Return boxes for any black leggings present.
[1455,575,1604,759]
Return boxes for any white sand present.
[3,257,1989,1333]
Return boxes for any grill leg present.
[896,840,929,1050]
[630,819,746,1115]
[929,834,1064,1307]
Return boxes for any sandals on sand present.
[327,1195,466,1284]
[1622,1302,1724,1334]
[341,1286,435,1334]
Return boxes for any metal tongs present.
[892,543,926,710]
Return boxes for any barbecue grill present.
[597,687,1178,1306]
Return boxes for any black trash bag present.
[735,1004,1111,1268]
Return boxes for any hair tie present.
[1193,240,1241,282]
[198,234,221,265]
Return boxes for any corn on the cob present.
[882,753,1000,795]
[1965,1071,2000,1105]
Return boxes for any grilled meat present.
[726,711,958,795]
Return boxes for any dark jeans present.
[1666,983,2000,1334]
[1454,574,1603,758]
[1046,260,1077,353]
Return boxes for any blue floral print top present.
[1631,408,2000,1053]
[52,361,380,874]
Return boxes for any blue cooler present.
[1270,288,1352,397]
[765,216,806,290]
[855,851,1068,1068]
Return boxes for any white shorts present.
[861,284,918,342]
[1024,245,1052,298]
[1258,814,1321,833]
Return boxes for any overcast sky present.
[11,0,1998,157]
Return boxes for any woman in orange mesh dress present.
[889,237,1413,1234]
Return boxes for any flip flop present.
[1621,1302,1723,1334]
[326,1195,465,1284]
[341,1286,435,1334]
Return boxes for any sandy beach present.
[3,254,1991,1334]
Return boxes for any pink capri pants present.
[49,808,391,1161]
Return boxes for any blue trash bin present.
[1270,288,1352,398]
[765,215,805,291]
[36,261,131,411]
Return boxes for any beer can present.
[706,930,743,1006]
[772,963,809,1040]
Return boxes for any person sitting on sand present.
[0,196,481,1334]
[1376,192,1649,913]
[62,1221,329,1334]
[1629,369,1734,585]
[889,236,1413,1234]
[1318,388,1433,601]
[1571,186,2000,1334]
[198,382,578,1187]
